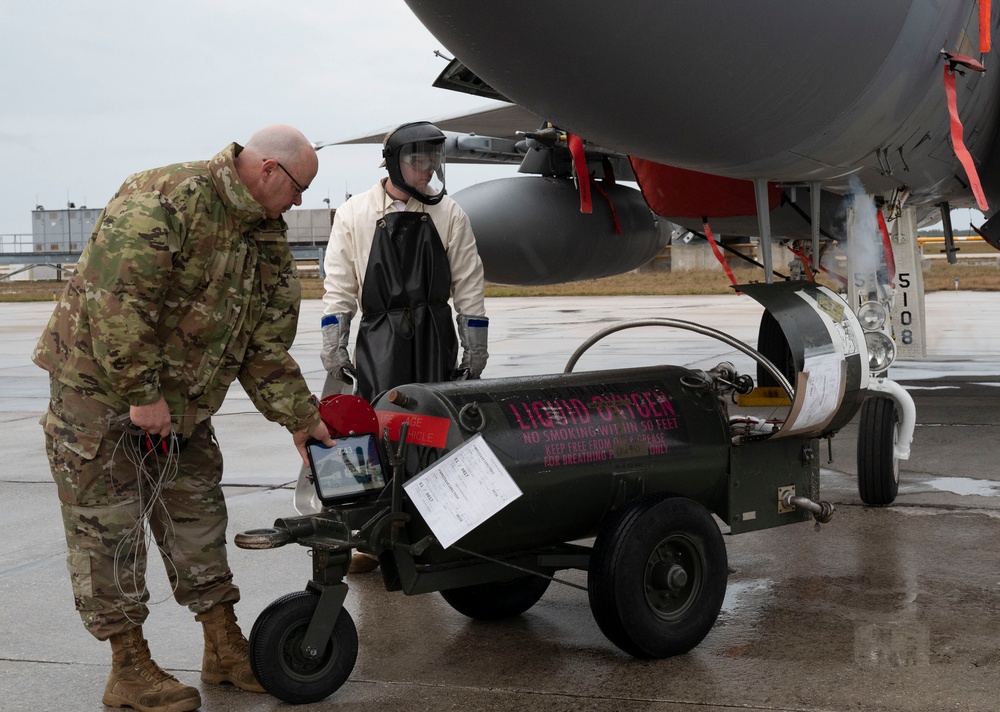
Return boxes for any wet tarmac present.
[2,292,999,712]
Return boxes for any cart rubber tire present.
[588,493,728,658]
[440,574,551,620]
[857,395,900,505]
[756,309,795,387]
[248,590,358,704]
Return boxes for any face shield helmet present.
[382,122,446,205]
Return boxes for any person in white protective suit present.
[320,122,489,572]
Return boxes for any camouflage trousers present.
[42,380,240,641]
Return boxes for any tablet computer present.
[306,434,386,505]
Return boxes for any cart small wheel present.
[588,494,728,658]
[249,590,358,704]
[440,574,551,620]
[857,395,900,505]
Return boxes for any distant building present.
[32,205,99,254]
[4,206,333,281]
[284,208,334,245]
[28,205,333,254]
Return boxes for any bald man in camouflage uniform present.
[33,124,332,712]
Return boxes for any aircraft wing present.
[319,103,543,147]
[314,104,538,165]
[314,92,636,172]
[317,55,542,149]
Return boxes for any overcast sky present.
[0,0,514,234]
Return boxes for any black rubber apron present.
[355,211,458,401]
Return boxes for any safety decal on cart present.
[493,381,690,468]
[376,411,451,449]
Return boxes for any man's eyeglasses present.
[267,159,309,195]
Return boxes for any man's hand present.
[294,420,335,466]
[129,398,172,437]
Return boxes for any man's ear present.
[260,158,277,184]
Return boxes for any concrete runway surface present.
[2,291,999,712]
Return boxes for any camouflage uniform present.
[34,143,321,640]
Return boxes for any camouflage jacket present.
[33,143,321,437]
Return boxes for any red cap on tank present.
[316,394,380,437]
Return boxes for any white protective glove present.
[320,314,355,381]
[457,315,489,378]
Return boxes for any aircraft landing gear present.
[857,395,901,505]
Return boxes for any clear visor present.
[398,142,446,201]
[400,142,444,171]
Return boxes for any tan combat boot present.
[195,602,265,693]
[348,551,380,574]
[103,627,201,712]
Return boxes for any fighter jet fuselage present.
[405,0,1000,222]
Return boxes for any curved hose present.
[563,318,795,402]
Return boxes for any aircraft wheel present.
[588,494,728,658]
[249,590,358,704]
[756,309,795,387]
[857,395,900,505]
[440,574,551,620]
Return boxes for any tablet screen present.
[307,434,386,504]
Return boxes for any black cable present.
[685,229,789,281]
[780,191,840,242]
